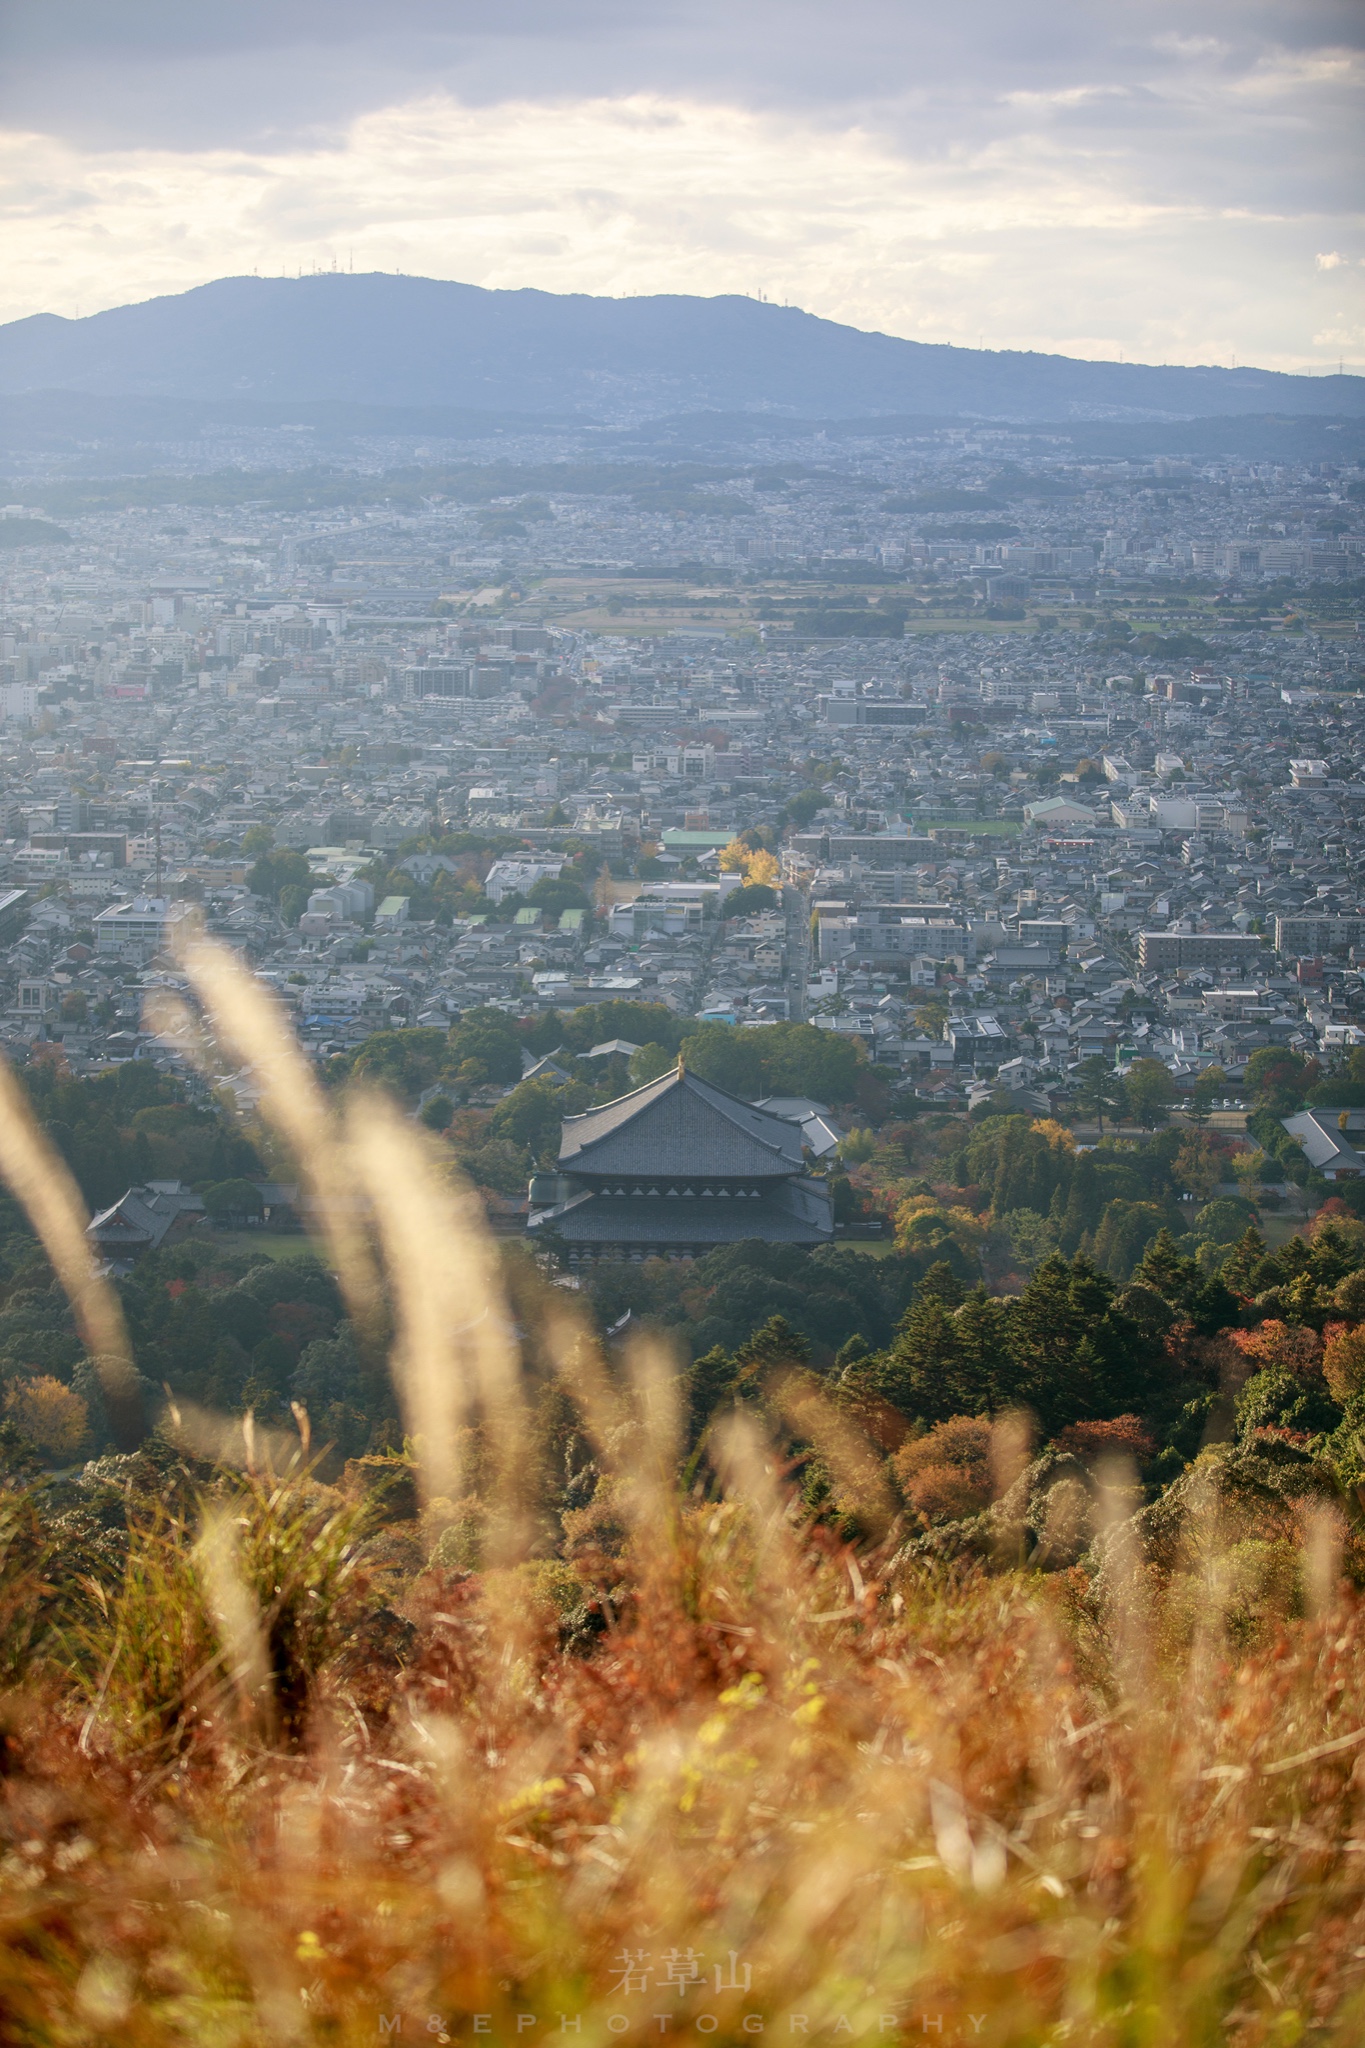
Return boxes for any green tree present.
[346,1028,451,1104]
[1130,1226,1237,1335]
[490,1077,590,1161]
[1057,1151,1098,1257]
[247,848,311,903]
[1191,1196,1257,1247]
[278,882,311,927]
[1173,1134,1221,1202]
[526,875,591,918]
[734,1314,812,1378]
[722,883,778,918]
[201,1179,264,1224]
[781,788,825,830]
[1220,1224,1269,1300]
[676,1023,774,1099]
[1244,1048,1314,1115]
[1005,1253,1161,1435]
[559,1002,686,1057]
[1187,1065,1227,1126]
[1124,1059,1177,1130]
[241,824,275,857]
[875,1295,967,1425]
[679,1020,864,1104]
[963,1114,1073,1218]
[917,1259,967,1309]
[629,1042,677,1086]
[1091,1199,1170,1282]
[953,1287,1016,1411]
[682,1345,741,1447]
[1074,1055,1124,1136]
[448,1008,523,1087]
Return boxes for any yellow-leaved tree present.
[1029,1117,1076,1153]
[5,1376,90,1462]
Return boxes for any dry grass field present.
[1,937,1364,2045]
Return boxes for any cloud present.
[1317,250,1346,268]
[0,88,1360,372]
[0,3,1360,368]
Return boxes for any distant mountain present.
[0,274,1359,424]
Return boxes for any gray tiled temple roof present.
[558,1067,805,1178]
[539,1176,832,1246]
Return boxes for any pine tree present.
[1004,1252,1164,1434]
[1059,1153,1097,1256]
[1131,1225,1237,1335]
[1025,1140,1062,1216]
[834,1334,873,1375]
[734,1315,811,1373]
[953,1288,1016,1412]
[878,1297,966,1424]
[915,1260,967,1310]
[1217,1226,1276,1302]
[1308,1222,1359,1291]
[1132,1227,1192,1304]
[995,1123,1034,1214]
[682,1346,740,1447]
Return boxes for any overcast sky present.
[0,0,1360,369]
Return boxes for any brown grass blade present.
[176,930,380,1329]
[0,1047,142,1445]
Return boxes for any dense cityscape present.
[2,410,1362,1153]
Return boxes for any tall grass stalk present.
[0,1045,141,1441]
[0,938,1361,2039]
[177,930,382,1333]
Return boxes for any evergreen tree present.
[1092,1200,1170,1282]
[1006,1253,1162,1435]
[1307,1221,1360,1291]
[1220,1225,1269,1300]
[915,1259,967,1310]
[833,1334,873,1375]
[994,1123,1035,1215]
[1133,1225,1240,1335]
[683,1345,740,1447]
[1027,1142,1067,1216]
[733,1314,811,1374]
[1059,1153,1098,1256]
[877,1296,967,1424]
[953,1287,1017,1412]
[1132,1227,1189,1302]
[1074,1056,1124,1136]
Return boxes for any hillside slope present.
[0,275,1358,422]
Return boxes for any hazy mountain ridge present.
[0,274,1360,424]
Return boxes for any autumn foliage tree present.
[4,1376,90,1463]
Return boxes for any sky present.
[0,1,1361,371]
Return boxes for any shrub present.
[894,1414,992,1522]
[721,882,778,917]
[1323,1323,1365,1403]
[4,1375,90,1463]
[1053,1413,1155,1464]
[1229,1319,1324,1380]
